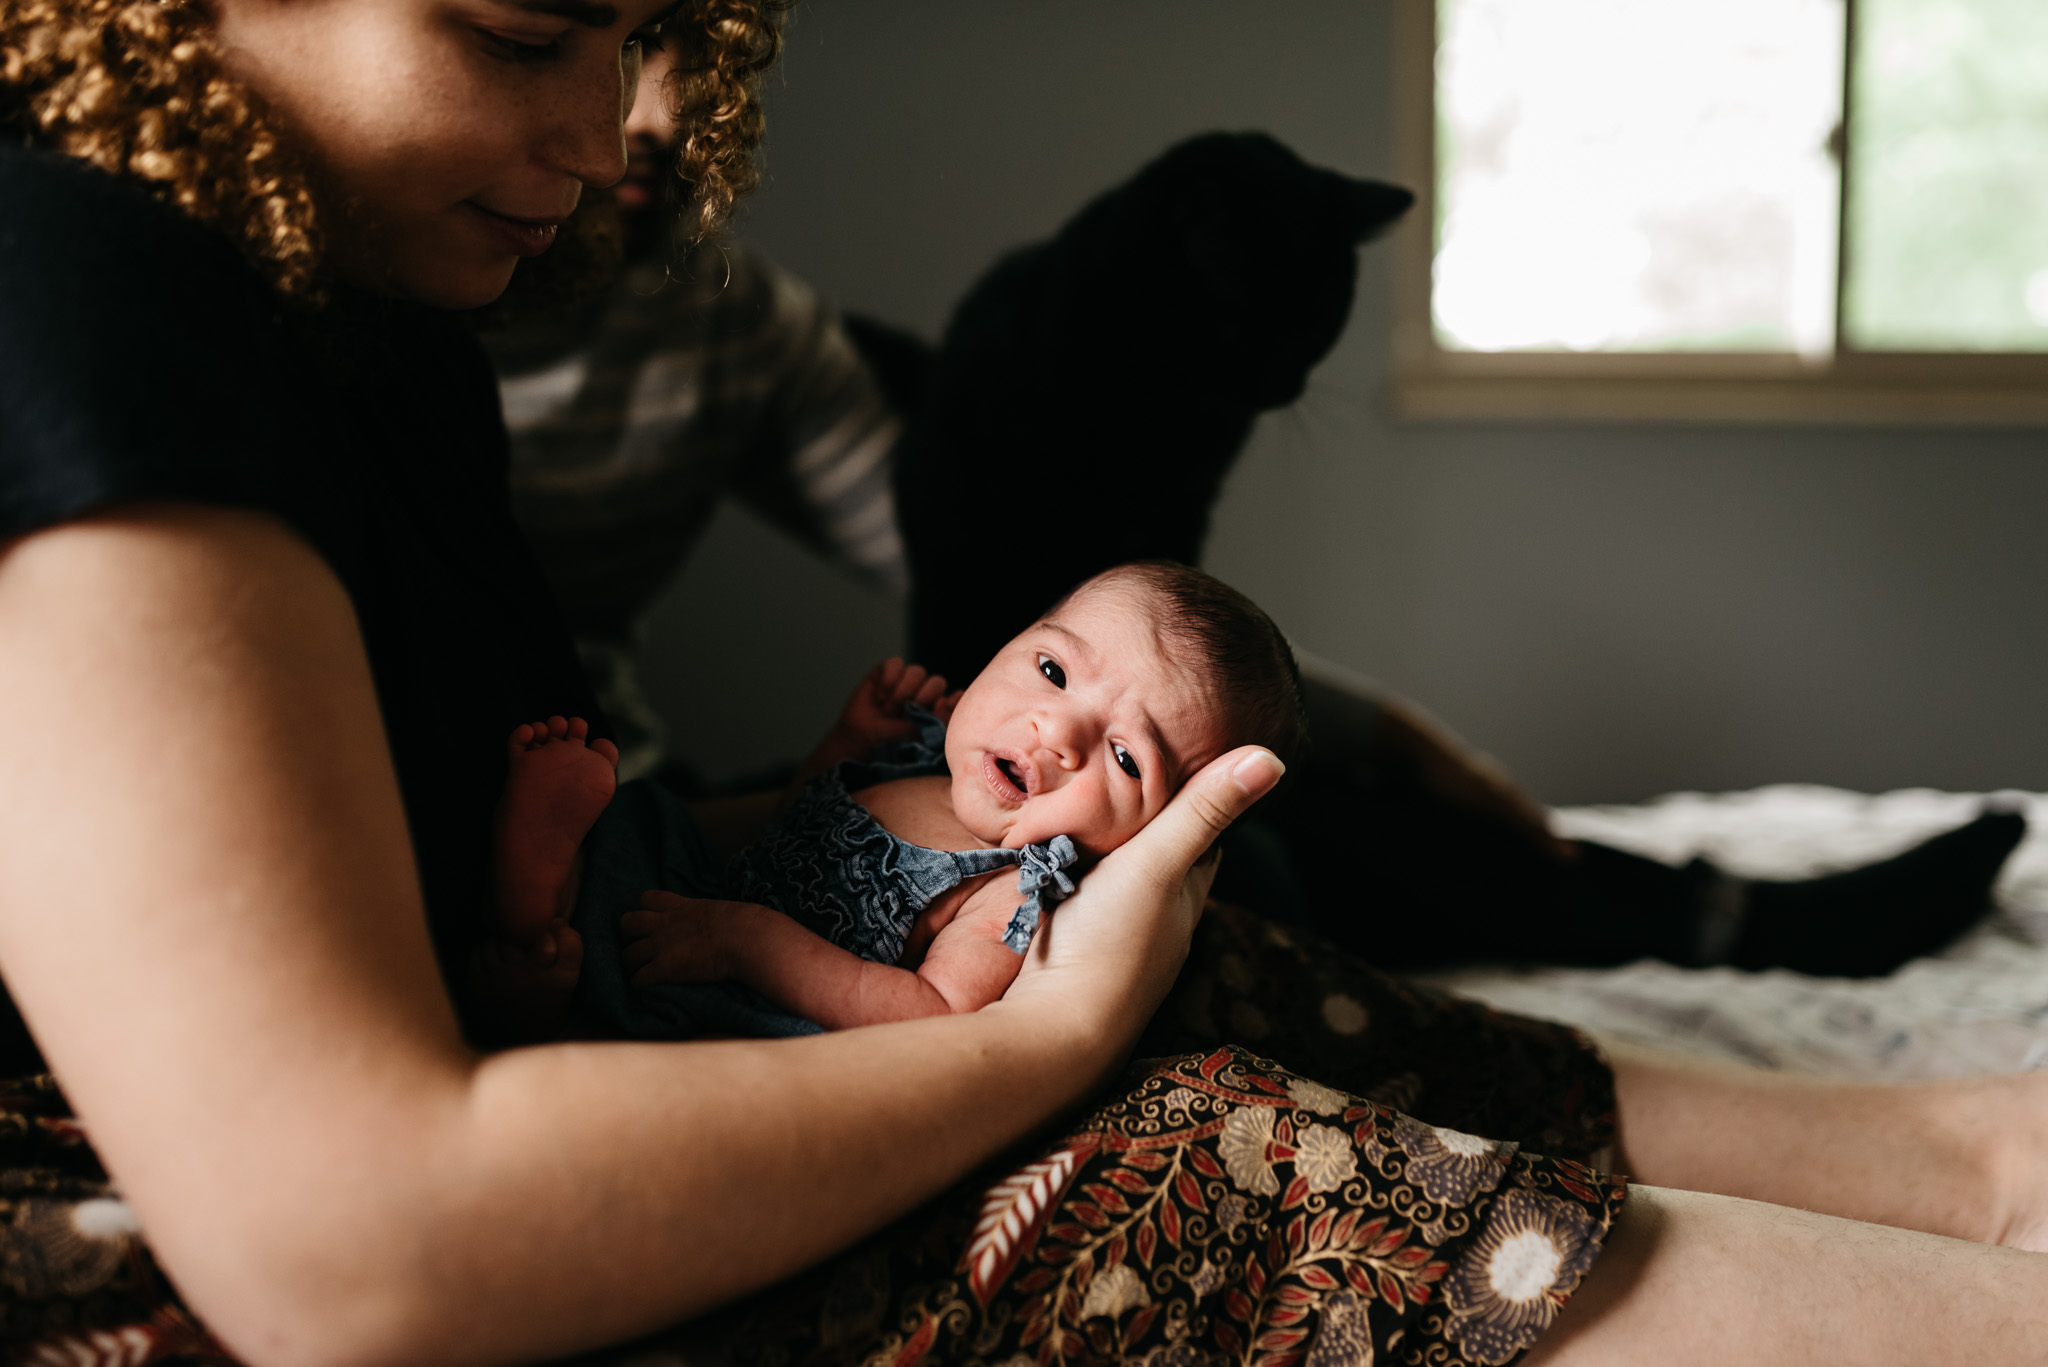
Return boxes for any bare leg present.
[492,714,619,942]
[1608,1039,2048,1250]
[1525,1186,2048,1365]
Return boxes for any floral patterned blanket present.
[0,903,1629,1367]
[594,1047,1624,1367]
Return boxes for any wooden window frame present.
[1388,0,2048,425]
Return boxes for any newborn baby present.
[486,562,1303,1039]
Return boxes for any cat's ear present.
[1336,179,1416,244]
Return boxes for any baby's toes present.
[544,715,570,741]
[511,926,558,967]
[565,716,589,742]
[543,924,584,983]
[591,738,620,769]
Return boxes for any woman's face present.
[211,0,672,307]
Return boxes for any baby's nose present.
[1031,715,1087,769]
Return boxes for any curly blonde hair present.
[0,0,785,298]
[665,0,786,243]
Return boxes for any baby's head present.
[944,561,1303,856]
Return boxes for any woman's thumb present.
[1122,746,1285,884]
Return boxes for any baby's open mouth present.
[984,753,1029,802]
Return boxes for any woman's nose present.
[538,49,635,189]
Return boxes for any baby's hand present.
[842,657,959,744]
[620,892,760,988]
[817,657,962,766]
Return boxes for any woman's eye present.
[481,30,565,61]
[1036,654,1067,689]
[1113,744,1142,781]
[625,26,664,54]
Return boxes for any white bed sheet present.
[1424,785,2048,1081]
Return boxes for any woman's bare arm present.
[0,505,1280,1367]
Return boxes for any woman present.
[0,2,2043,1365]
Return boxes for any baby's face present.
[944,588,1226,857]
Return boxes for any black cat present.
[882,130,1413,683]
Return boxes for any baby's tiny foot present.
[470,923,585,1044]
[494,715,619,943]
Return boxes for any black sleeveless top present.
[0,146,603,1064]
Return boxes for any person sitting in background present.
[483,36,906,782]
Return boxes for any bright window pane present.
[1845,0,2048,351]
[1434,0,1846,353]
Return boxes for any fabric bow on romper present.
[573,707,1081,1039]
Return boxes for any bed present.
[1428,783,2048,1082]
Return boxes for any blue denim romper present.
[572,707,1080,1040]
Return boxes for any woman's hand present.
[998,745,1285,1057]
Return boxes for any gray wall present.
[641,0,2048,805]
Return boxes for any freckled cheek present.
[369,47,525,183]
[316,106,483,224]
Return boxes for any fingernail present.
[1230,750,1285,797]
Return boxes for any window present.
[1390,0,2048,422]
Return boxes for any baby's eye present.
[1037,654,1067,689]
[1113,743,1142,781]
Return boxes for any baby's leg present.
[493,715,619,944]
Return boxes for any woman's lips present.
[983,752,1030,803]
[464,202,563,258]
